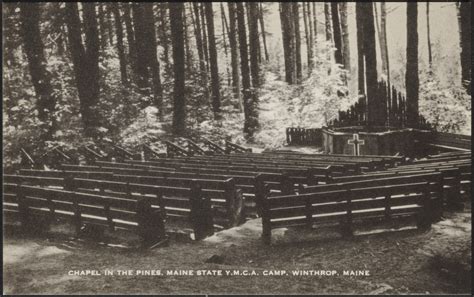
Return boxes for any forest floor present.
[3,201,471,295]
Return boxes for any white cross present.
[347,134,365,156]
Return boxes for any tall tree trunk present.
[280,3,296,84]
[132,4,150,92]
[358,3,379,126]
[356,4,365,99]
[380,2,390,83]
[340,2,350,72]
[406,2,419,128]
[204,2,221,117]
[258,3,269,61]
[312,2,317,46]
[143,3,164,120]
[123,3,138,82]
[237,2,258,139]
[248,2,260,88]
[220,3,231,86]
[169,3,186,135]
[65,2,101,137]
[191,3,210,103]
[183,6,193,73]
[303,3,311,74]
[228,3,242,111]
[330,3,343,65]
[426,2,432,70]
[192,3,205,73]
[306,2,314,73]
[105,4,114,46]
[98,3,108,51]
[157,3,171,76]
[200,3,210,73]
[292,3,302,83]
[374,3,384,75]
[324,2,332,42]
[458,1,471,94]
[19,2,57,140]
[111,3,128,86]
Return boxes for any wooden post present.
[341,189,353,237]
[305,194,312,229]
[384,194,391,220]
[190,180,206,240]
[261,184,271,245]
[17,183,31,231]
[224,178,242,228]
[416,183,432,230]
[156,188,167,219]
[103,198,114,233]
[254,174,265,217]
[64,175,81,234]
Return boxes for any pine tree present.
[65,2,101,137]
[169,3,186,135]
[406,2,419,127]
[204,3,221,117]
[19,2,57,140]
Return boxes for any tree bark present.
[111,3,128,86]
[65,2,101,137]
[356,3,365,98]
[98,3,108,51]
[122,3,138,82]
[200,3,210,73]
[132,4,150,92]
[19,2,57,140]
[330,3,343,65]
[312,2,317,46]
[324,2,332,42]
[406,2,419,127]
[191,2,210,103]
[237,2,258,139]
[143,3,164,120]
[280,3,296,84]
[204,3,221,117]
[157,3,171,76]
[306,3,314,74]
[340,2,350,72]
[303,3,311,74]
[228,3,242,111]
[292,3,302,83]
[258,3,269,61]
[458,1,471,94]
[426,3,432,69]
[381,2,390,83]
[220,3,231,86]
[358,3,380,126]
[248,2,260,88]
[183,6,193,73]
[169,3,186,135]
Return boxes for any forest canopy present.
[2,2,471,168]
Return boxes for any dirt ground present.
[3,205,471,295]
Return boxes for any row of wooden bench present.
[259,151,471,244]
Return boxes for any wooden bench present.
[260,174,442,244]
[4,175,215,240]
[58,163,288,218]
[160,155,360,175]
[17,169,244,228]
[3,182,166,247]
[331,168,463,207]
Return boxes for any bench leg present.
[262,225,271,245]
